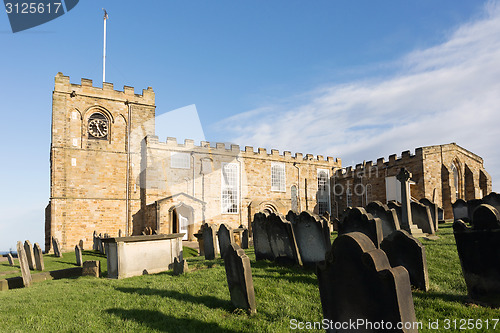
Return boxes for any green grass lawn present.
[0,227,499,332]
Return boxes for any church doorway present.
[169,204,193,240]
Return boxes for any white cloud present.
[215,1,500,190]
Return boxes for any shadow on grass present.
[413,290,469,304]
[106,309,241,333]
[115,287,233,312]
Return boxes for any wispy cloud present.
[215,1,500,190]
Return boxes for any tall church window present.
[221,163,239,214]
[346,187,352,208]
[365,184,372,204]
[291,185,298,212]
[318,169,330,215]
[451,163,460,199]
[171,152,190,169]
[271,162,286,192]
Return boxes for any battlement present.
[53,72,155,105]
[145,135,341,166]
[334,147,424,178]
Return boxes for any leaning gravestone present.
[202,224,217,260]
[454,204,500,306]
[366,201,400,239]
[33,242,44,271]
[75,245,83,266]
[52,236,62,257]
[317,232,417,333]
[453,199,469,222]
[419,198,439,232]
[218,223,234,259]
[7,253,14,266]
[338,207,384,248]
[381,230,429,291]
[266,213,301,264]
[16,241,32,287]
[252,212,274,261]
[291,211,330,265]
[24,240,35,270]
[224,243,257,314]
[410,201,435,235]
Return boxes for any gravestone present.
[52,236,62,257]
[453,204,500,306]
[266,213,301,264]
[118,229,122,237]
[202,224,217,260]
[93,231,98,251]
[381,230,429,291]
[387,201,403,230]
[82,260,101,277]
[252,212,274,261]
[366,201,400,239]
[241,228,249,249]
[75,245,83,266]
[397,168,413,232]
[483,192,500,213]
[224,243,256,314]
[33,242,44,271]
[419,198,439,231]
[98,233,105,254]
[217,223,234,259]
[7,253,14,266]
[24,240,35,270]
[338,207,384,248]
[467,199,483,223]
[317,232,417,333]
[292,211,330,265]
[410,201,435,235]
[79,239,84,250]
[16,241,32,287]
[173,257,189,275]
[453,199,469,222]
[437,207,444,222]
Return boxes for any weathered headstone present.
[266,213,301,264]
[224,243,256,314]
[387,201,403,229]
[93,231,98,251]
[173,257,189,275]
[466,199,483,223]
[98,233,105,254]
[252,212,274,261]
[241,228,249,249]
[419,198,439,231]
[291,211,330,265]
[317,232,417,333]
[16,241,32,287]
[366,201,401,239]
[75,245,83,266]
[33,242,44,271]
[410,201,435,235]
[24,240,35,270]
[202,224,217,260]
[217,223,234,259]
[52,236,62,257]
[483,192,500,213]
[453,204,500,306]
[118,229,122,237]
[7,253,14,266]
[381,230,429,291]
[338,207,383,248]
[82,260,101,277]
[79,239,84,251]
[453,199,469,222]
[437,207,444,222]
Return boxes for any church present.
[45,73,491,251]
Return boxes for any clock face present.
[88,118,108,138]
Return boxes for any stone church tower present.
[46,73,155,252]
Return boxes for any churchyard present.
[1,224,499,333]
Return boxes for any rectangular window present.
[317,169,330,215]
[221,163,239,214]
[271,162,286,192]
[385,176,402,203]
[171,152,190,169]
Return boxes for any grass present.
[0,226,498,332]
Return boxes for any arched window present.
[87,112,109,140]
[450,163,460,199]
[346,187,352,208]
[365,184,372,204]
[317,169,330,215]
[291,185,298,212]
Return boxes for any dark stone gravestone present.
[338,207,384,248]
[82,260,101,277]
[52,236,62,257]
[218,223,234,259]
[388,201,404,230]
[98,233,105,255]
[93,231,98,251]
[381,230,429,291]
[291,211,330,265]
[16,241,32,287]
[467,199,484,223]
[366,201,400,239]
[75,245,83,266]
[410,201,435,235]
[173,257,189,275]
[224,243,256,314]
[241,228,249,249]
[7,253,14,266]
[453,204,500,306]
[202,223,217,260]
[252,212,274,261]
[437,207,444,223]
[419,198,439,232]
[79,239,84,251]
[24,240,35,270]
[331,218,339,231]
[483,192,500,213]
[453,199,469,222]
[285,210,299,224]
[317,232,417,333]
[33,242,44,271]
[266,213,301,264]
[118,229,122,237]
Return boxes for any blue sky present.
[1,1,498,251]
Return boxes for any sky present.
[1,0,499,251]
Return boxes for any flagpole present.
[102,9,108,83]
